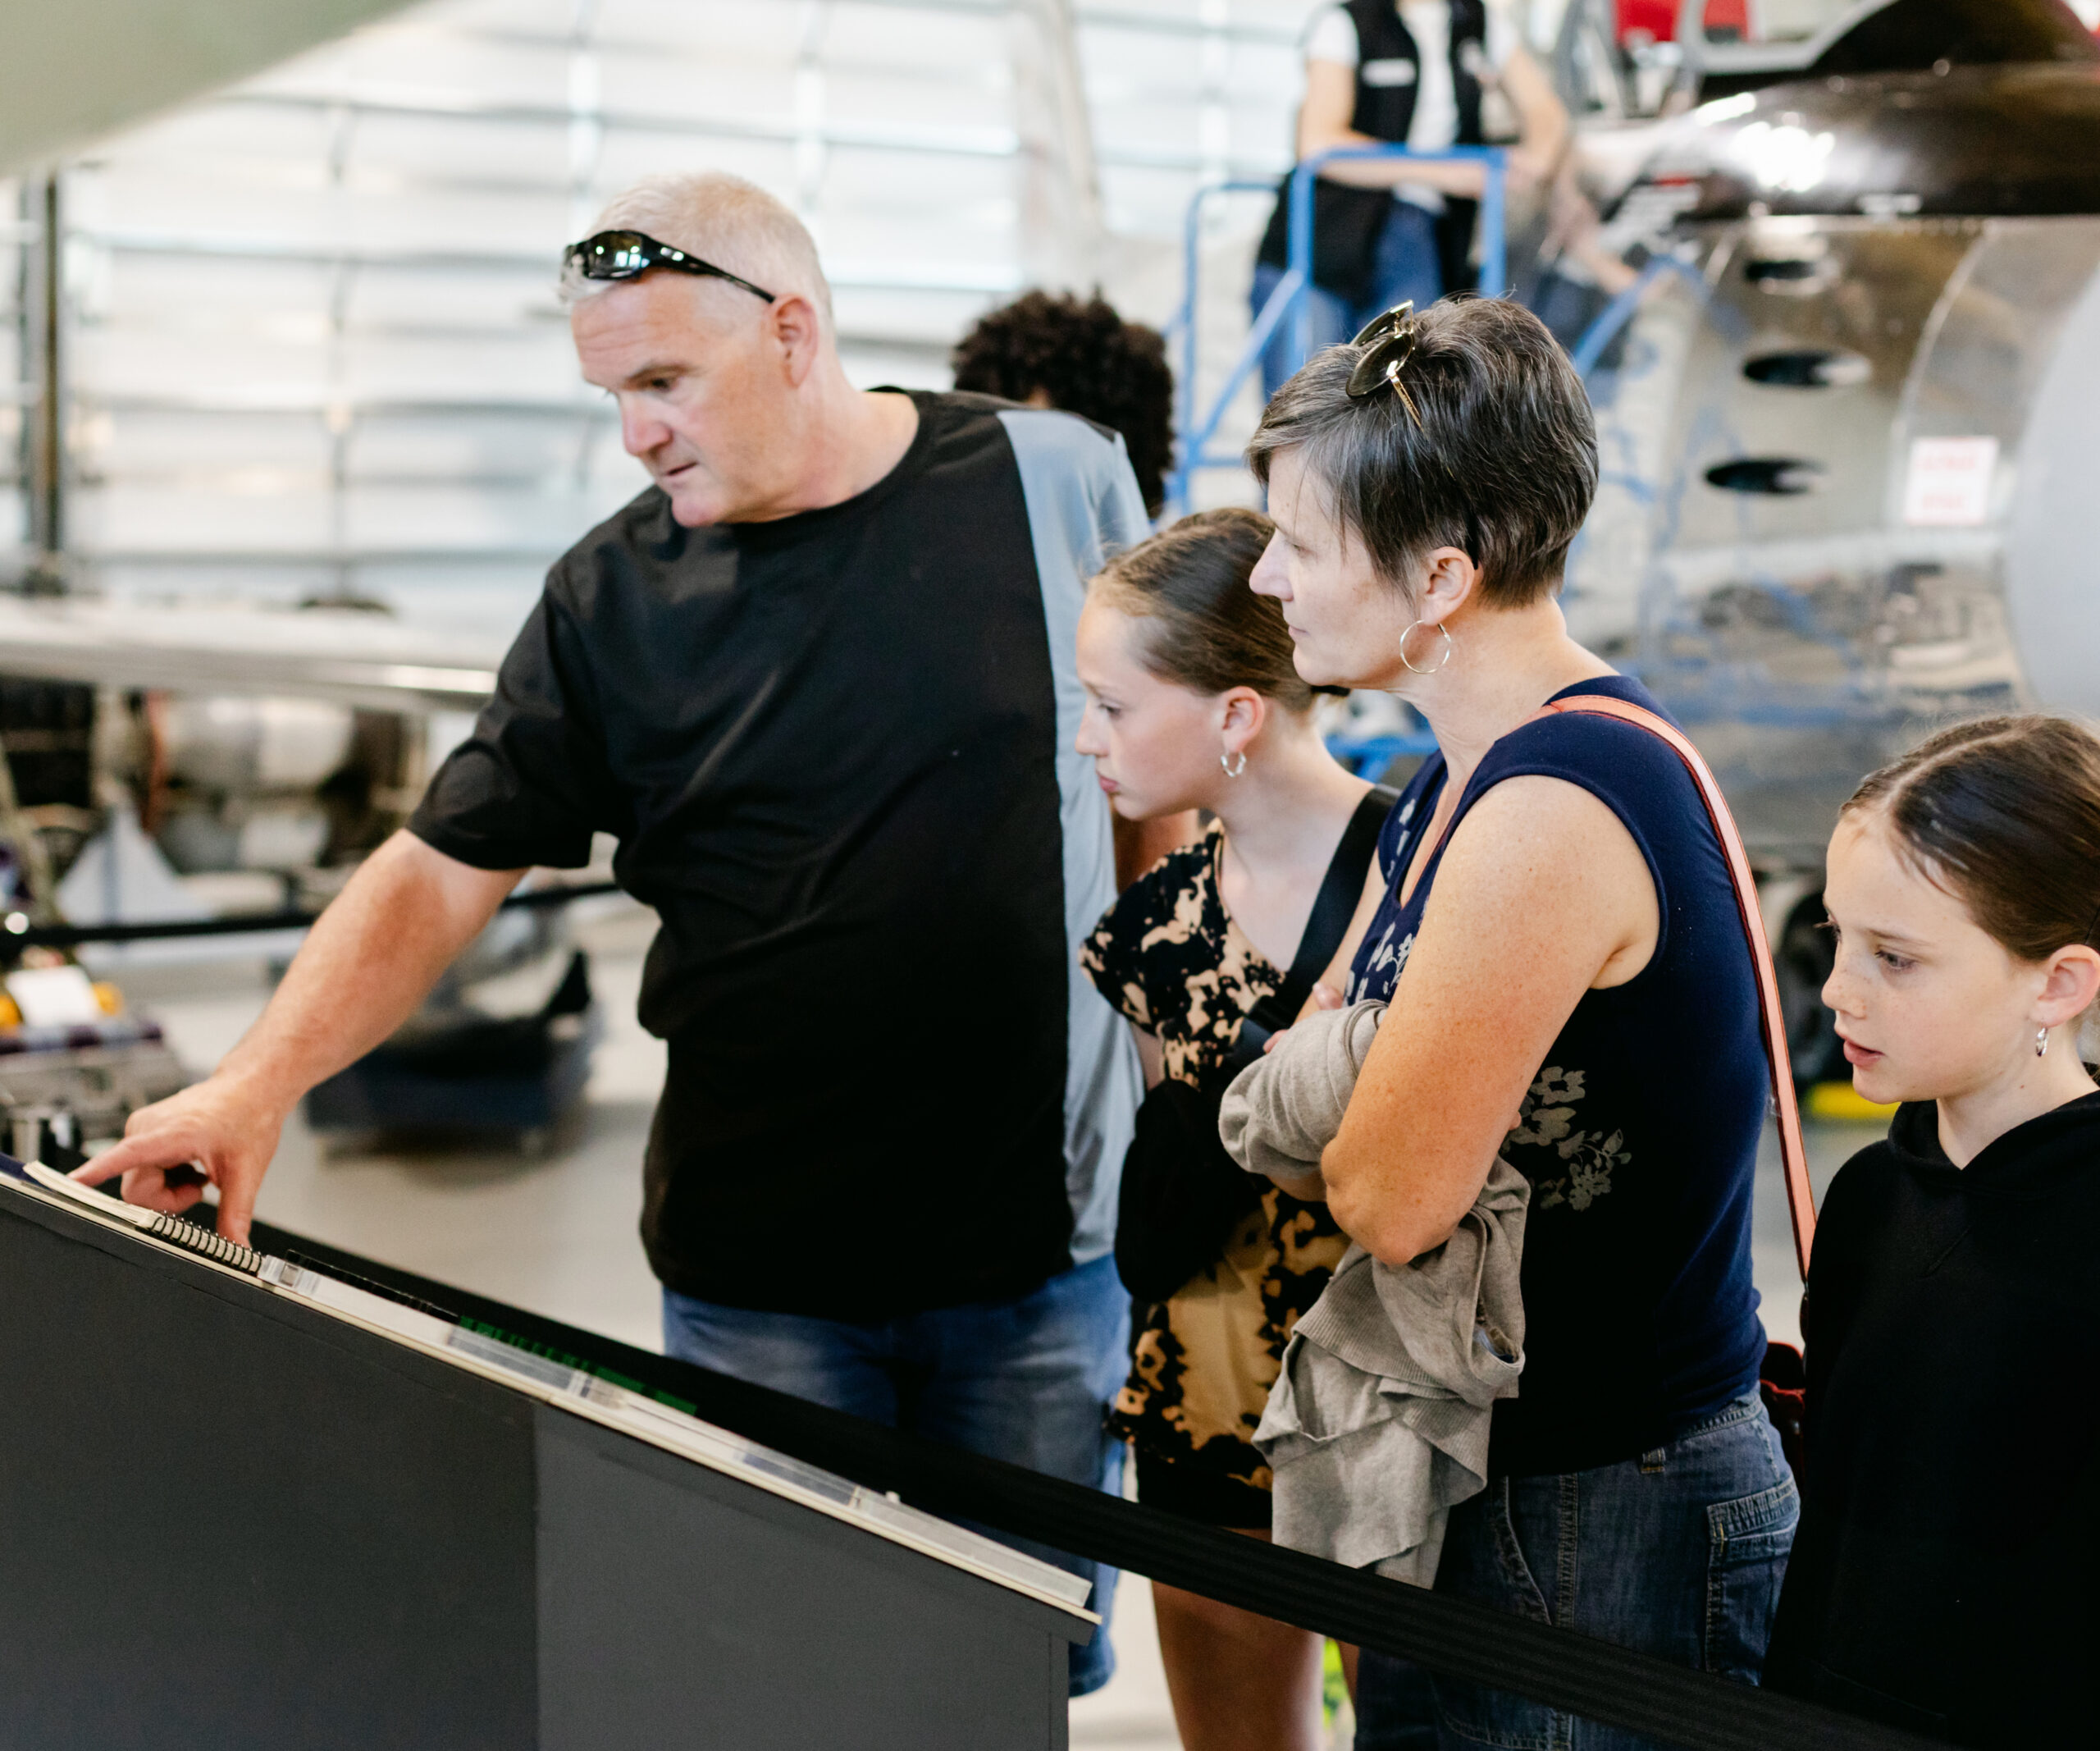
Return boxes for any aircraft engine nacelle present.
[1570,62,2100,877]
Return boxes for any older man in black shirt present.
[85,171,1149,1693]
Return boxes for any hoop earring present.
[1221,751,1247,779]
[2038,1026,2051,1058]
[1399,619,1457,677]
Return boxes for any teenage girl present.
[1764,715,2100,1747]
[1075,507,1378,1751]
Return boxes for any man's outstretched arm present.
[75,830,526,1243]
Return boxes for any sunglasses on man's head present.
[562,230,777,304]
[1346,301,1422,426]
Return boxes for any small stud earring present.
[2038,1026,2051,1058]
[1221,751,1247,778]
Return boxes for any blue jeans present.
[1356,1396,1798,1749]
[1251,199,1445,400]
[661,1255,1130,1696]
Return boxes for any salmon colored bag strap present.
[1536,696,1815,1278]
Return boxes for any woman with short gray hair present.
[1247,299,1795,1749]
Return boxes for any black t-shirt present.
[409,391,1148,1317]
[1764,1094,2100,1744]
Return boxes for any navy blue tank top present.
[1349,675,1768,1477]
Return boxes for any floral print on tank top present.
[1511,1067,1627,1211]
[1339,679,1778,1474]
[1350,783,1622,1214]
[1080,824,1348,1509]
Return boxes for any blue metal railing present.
[1326,729,1439,777]
[1170,177,1276,483]
[1166,144,1509,514]
[1566,251,1709,378]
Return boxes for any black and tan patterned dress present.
[1080,823,1349,1526]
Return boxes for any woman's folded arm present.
[1322,775,1658,1264]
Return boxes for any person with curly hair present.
[952,290,1176,516]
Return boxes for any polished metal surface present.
[1558,0,2100,880]
[1637,62,2100,222]
[0,595,499,711]
[1570,208,2100,869]
[1689,0,2100,101]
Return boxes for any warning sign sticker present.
[1903,436,1998,527]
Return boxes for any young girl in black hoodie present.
[1764,715,2100,1746]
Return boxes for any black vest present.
[1346,0,1486,151]
[1258,0,1489,303]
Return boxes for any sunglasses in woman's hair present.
[562,230,777,304]
[1345,302,1422,426]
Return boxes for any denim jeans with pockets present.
[1355,1394,1799,1750]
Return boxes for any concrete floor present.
[117,898,1878,1751]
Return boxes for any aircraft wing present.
[0,596,500,712]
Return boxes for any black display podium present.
[0,1168,1093,1751]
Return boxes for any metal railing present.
[1567,250,1709,377]
[1166,144,1509,513]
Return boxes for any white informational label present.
[7,964,106,1026]
[1903,436,1999,527]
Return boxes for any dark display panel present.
[0,1186,1082,1751]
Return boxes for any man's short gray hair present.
[560,171,833,327]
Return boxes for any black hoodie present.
[1763,1091,2100,1744]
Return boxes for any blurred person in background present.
[955,287,1196,883]
[82,170,1147,1695]
[952,288,1176,517]
[1252,0,1568,396]
[1522,162,1645,359]
[1075,508,1382,1751]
